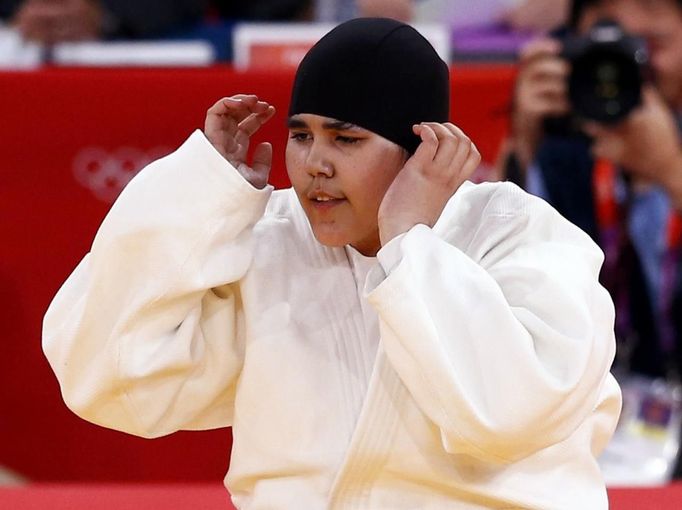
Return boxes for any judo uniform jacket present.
[43,131,622,509]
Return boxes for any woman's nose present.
[305,141,334,177]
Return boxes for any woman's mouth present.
[310,196,345,210]
[308,189,345,210]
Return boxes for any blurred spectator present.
[413,0,569,32]
[314,0,568,28]
[500,0,682,478]
[356,0,413,21]
[210,0,312,22]
[195,1,310,65]
[0,0,208,43]
[0,0,305,65]
[313,0,413,23]
[414,0,570,59]
[0,0,419,63]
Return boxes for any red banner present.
[0,64,515,481]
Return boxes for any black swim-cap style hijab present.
[288,17,450,154]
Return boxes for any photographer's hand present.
[584,86,682,208]
[511,38,571,169]
[204,94,276,189]
[378,123,480,247]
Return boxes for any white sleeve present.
[42,130,273,439]
[366,185,619,463]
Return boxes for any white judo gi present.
[43,130,621,509]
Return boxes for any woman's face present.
[285,113,407,256]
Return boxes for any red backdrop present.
[0,64,515,482]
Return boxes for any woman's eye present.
[290,132,310,142]
[336,136,360,144]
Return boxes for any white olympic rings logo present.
[73,146,171,202]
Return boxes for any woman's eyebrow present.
[286,117,308,129]
[286,117,360,131]
[322,120,359,131]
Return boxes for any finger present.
[231,129,250,162]
[525,95,571,117]
[518,37,562,65]
[591,140,612,161]
[409,124,439,165]
[641,84,663,106]
[632,86,673,127]
[443,122,481,180]
[251,142,273,178]
[459,143,482,182]
[229,96,271,116]
[590,135,623,162]
[204,112,239,154]
[442,123,475,177]
[204,96,273,155]
[524,59,570,82]
[422,122,459,168]
[211,98,272,142]
[519,78,568,109]
[442,122,468,140]
[205,107,238,132]
[207,95,269,122]
[207,98,253,124]
[229,94,271,112]
[231,110,274,161]
[205,104,242,145]
[582,121,611,139]
[237,105,276,138]
[527,77,568,98]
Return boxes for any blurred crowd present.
[0,0,571,60]
[500,0,682,484]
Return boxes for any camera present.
[562,18,648,124]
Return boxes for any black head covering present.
[288,17,450,154]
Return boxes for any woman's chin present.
[312,230,348,248]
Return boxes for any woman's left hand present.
[378,122,480,247]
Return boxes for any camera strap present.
[593,158,633,349]
[593,159,682,486]
[660,213,682,361]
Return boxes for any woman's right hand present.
[204,94,276,189]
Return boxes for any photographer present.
[0,0,208,42]
[501,0,682,479]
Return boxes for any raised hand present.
[378,122,481,246]
[583,86,682,184]
[511,38,570,169]
[204,94,276,189]
[581,86,682,208]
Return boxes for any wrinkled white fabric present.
[43,130,621,509]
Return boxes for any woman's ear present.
[401,148,410,164]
